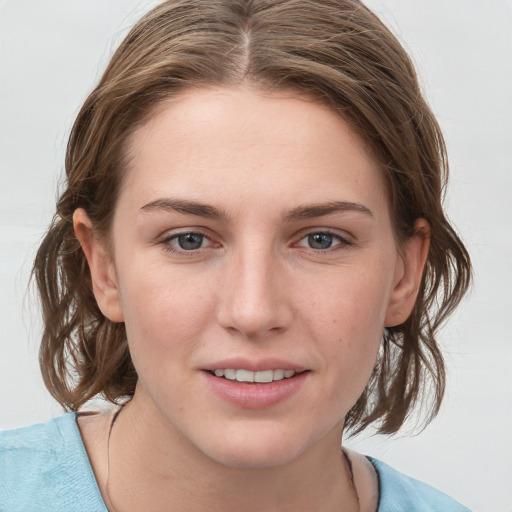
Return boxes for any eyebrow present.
[140,198,227,219]
[139,198,373,221]
[283,201,374,221]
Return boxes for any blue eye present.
[174,233,205,250]
[159,231,220,256]
[295,231,352,252]
[307,233,335,249]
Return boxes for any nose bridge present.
[216,235,291,338]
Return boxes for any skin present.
[74,86,429,511]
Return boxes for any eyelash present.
[158,229,354,256]
[159,231,215,255]
[294,230,354,253]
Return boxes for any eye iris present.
[177,233,203,250]
[308,233,333,249]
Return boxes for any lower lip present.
[202,371,309,410]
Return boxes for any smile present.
[203,368,309,409]
[211,369,297,383]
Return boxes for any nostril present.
[214,265,293,338]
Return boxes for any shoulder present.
[368,457,472,512]
[0,413,107,511]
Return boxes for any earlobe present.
[384,219,430,327]
[73,208,124,323]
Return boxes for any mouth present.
[203,367,309,409]
[208,368,302,383]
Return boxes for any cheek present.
[302,266,391,340]
[117,261,215,361]
[299,266,391,392]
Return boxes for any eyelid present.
[158,228,220,254]
[155,227,356,255]
[293,228,355,251]
[157,225,215,242]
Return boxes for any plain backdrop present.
[1,1,511,511]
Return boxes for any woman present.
[0,1,472,510]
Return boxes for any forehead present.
[120,86,387,215]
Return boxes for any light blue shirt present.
[0,413,471,511]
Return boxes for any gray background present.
[1,1,511,510]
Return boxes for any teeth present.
[273,369,285,380]
[236,369,254,382]
[254,370,273,383]
[224,369,236,380]
[212,368,297,383]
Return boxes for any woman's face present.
[80,86,426,468]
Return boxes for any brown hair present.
[33,0,471,435]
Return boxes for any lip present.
[201,367,309,410]
[202,357,307,373]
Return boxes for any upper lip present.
[202,357,307,373]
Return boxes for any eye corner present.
[157,229,222,256]
[292,229,355,253]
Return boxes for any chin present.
[208,445,301,470]
[196,425,312,470]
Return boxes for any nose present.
[215,241,293,340]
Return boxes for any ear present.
[73,208,124,322]
[384,218,430,327]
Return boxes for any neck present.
[106,391,359,512]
